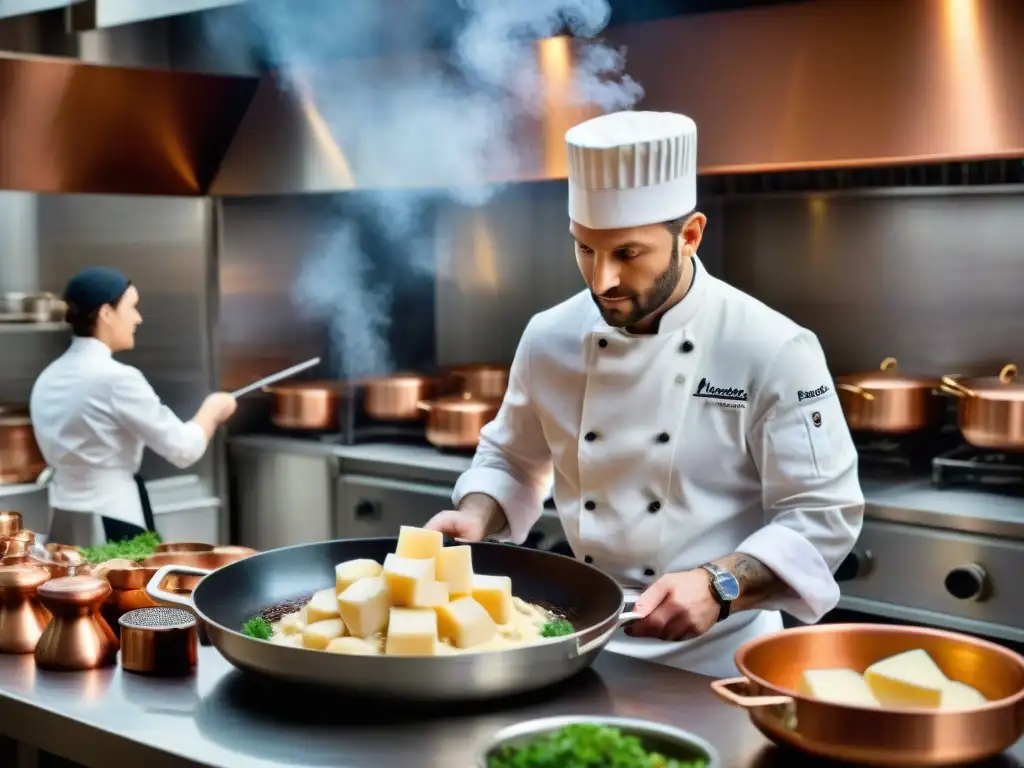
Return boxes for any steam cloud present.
[210,0,642,378]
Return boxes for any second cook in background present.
[29,267,237,548]
[426,111,865,677]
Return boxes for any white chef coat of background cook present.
[452,255,865,677]
[30,337,208,528]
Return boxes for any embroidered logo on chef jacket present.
[811,411,822,427]
[692,377,747,409]
[797,384,831,402]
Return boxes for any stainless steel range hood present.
[211,0,1024,196]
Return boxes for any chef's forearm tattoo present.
[712,553,787,607]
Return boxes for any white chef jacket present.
[452,255,865,676]
[29,337,209,527]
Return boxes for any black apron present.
[100,474,157,542]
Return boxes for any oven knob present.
[354,499,381,521]
[944,564,988,601]
[834,548,873,581]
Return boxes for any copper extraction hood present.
[211,0,1024,196]
[0,51,256,195]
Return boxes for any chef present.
[29,267,237,547]
[425,111,865,676]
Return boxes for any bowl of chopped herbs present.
[478,716,719,768]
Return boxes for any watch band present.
[700,563,733,621]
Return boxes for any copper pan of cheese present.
[146,526,640,702]
[710,623,1024,766]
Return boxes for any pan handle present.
[710,676,794,708]
[940,375,976,398]
[836,383,875,401]
[879,356,898,371]
[1000,364,1018,384]
[575,610,644,656]
[146,565,210,609]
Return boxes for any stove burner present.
[854,428,959,476]
[932,445,1024,492]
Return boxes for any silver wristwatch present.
[700,563,740,621]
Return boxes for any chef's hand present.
[423,509,489,541]
[625,570,720,641]
[424,494,507,541]
[203,392,237,423]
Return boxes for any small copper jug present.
[0,510,22,555]
[0,565,51,653]
[34,576,119,670]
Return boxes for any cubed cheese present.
[338,576,390,638]
[940,681,987,709]
[395,526,444,560]
[436,545,474,594]
[383,553,436,607]
[471,574,513,624]
[326,636,380,656]
[305,587,341,624]
[302,618,347,650]
[278,611,305,635]
[435,596,498,649]
[335,558,383,593]
[408,580,449,608]
[270,633,304,647]
[385,608,438,656]
[864,649,949,708]
[799,668,880,708]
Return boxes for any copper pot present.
[418,393,500,450]
[359,374,436,421]
[835,357,943,434]
[0,413,46,485]
[445,365,510,400]
[710,623,1024,766]
[0,564,52,654]
[940,364,1024,451]
[34,576,120,670]
[142,547,256,592]
[265,381,342,430]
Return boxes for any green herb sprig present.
[78,530,162,564]
[241,616,272,641]
[487,723,706,768]
[541,618,574,637]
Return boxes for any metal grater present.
[119,606,196,631]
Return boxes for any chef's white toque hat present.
[566,110,697,230]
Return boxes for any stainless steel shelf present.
[0,322,68,333]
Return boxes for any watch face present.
[715,572,740,601]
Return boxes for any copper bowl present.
[142,548,257,592]
[710,623,1024,766]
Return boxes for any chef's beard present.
[591,252,683,329]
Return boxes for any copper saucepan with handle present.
[264,381,344,431]
[444,364,510,400]
[940,364,1024,451]
[418,392,500,450]
[710,623,1024,766]
[358,373,437,422]
[835,357,944,434]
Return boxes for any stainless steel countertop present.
[229,435,1024,540]
[0,648,762,768]
[1,647,1020,768]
